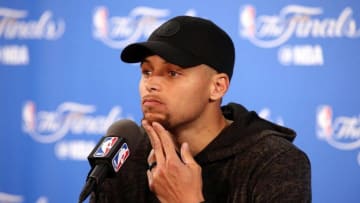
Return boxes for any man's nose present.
[145,76,162,92]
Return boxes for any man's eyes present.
[168,70,180,77]
[140,69,182,78]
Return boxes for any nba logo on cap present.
[94,137,119,157]
[112,143,130,172]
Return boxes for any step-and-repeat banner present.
[1,0,359,202]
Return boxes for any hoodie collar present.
[195,103,296,164]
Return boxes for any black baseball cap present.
[120,15,235,80]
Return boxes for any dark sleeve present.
[252,146,312,203]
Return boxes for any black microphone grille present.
[105,119,142,149]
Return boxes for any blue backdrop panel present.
[1,0,359,202]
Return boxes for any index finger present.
[142,120,165,164]
[152,122,179,160]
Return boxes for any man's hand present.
[142,120,205,203]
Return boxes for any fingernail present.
[142,120,150,127]
[182,142,189,150]
[152,122,163,130]
[151,122,159,129]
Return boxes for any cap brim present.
[120,41,201,67]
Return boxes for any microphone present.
[78,119,142,203]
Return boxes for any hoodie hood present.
[195,102,296,164]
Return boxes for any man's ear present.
[209,73,229,101]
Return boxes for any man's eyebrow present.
[140,59,154,69]
[141,58,170,66]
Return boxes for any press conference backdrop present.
[1,0,359,202]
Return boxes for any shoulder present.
[247,133,312,202]
[249,130,310,169]
[230,129,311,180]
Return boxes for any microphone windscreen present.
[105,119,142,151]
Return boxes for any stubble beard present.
[142,107,171,129]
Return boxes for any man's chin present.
[142,114,170,128]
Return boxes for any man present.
[91,15,311,203]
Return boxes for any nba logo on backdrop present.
[93,6,109,39]
[239,5,256,38]
[316,105,333,139]
[22,101,37,133]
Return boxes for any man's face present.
[139,55,216,130]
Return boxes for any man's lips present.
[142,96,163,106]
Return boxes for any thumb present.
[180,142,196,164]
